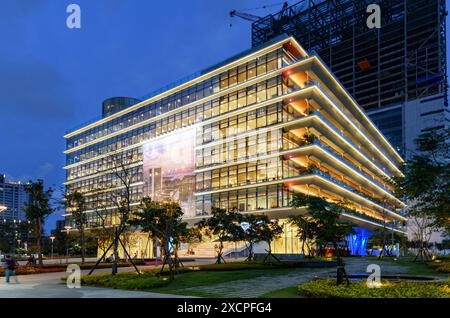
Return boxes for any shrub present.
[428,257,450,273]
[81,272,170,290]
[298,278,450,298]
[0,266,65,276]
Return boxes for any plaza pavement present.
[0,258,217,298]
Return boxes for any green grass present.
[259,286,300,298]
[365,256,450,277]
[428,256,450,273]
[152,267,315,297]
[79,261,328,297]
[77,257,450,298]
[81,272,170,290]
[298,278,450,298]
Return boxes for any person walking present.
[4,255,19,284]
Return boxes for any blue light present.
[347,227,372,255]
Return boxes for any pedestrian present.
[4,255,19,284]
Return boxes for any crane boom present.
[229,10,261,22]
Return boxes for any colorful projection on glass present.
[143,128,196,218]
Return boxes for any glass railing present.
[311,139,393,195]
[309,167,397,216]
[314,84,399,166]
[311,111,389,177]
[66,50,305,137]
[342,209,399,229]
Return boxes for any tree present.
[64,190,87,263]
[371,196,392,259]
[88,154,141,275]
[196,207,241,264]
[253,217,284,262]
[291,193,355,286]
[23,180,54,266]
[393,128,450,261]
[128,198,188,280]
[237,214,283,262]
[91,227,116,257]
[289,215,317,257]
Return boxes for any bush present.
[0,266,65,276]
[298,278,450,298]
[81,272,170,290]
[428,257,450,273]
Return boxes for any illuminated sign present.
[143,128,196,217]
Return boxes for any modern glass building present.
[64,36,406,257]
[0,173,29,222]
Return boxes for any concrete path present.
[0,259,216,298]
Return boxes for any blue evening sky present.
[0,1,449,233]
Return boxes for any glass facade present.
[64,37,406,237]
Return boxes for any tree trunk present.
[334,242,349,286]
[216,240,224,264]
[37,218,43,266]
[112,227,119,275]
[246,241,254,261]
[301,236,306,256]
[80,223,85,263]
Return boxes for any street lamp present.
[64,226,72,263]
[50,236,55,259]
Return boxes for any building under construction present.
[247,0,448,157]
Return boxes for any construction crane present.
[229,2,289,24]
[229,10,261,22]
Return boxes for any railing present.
[309,167,397,216]
[66,46,305,136]
[314,84,398,166]
[311,138,393,195]
[312,111,389,177]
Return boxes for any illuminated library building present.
[64,36,406,257]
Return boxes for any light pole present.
[50,236,55,259]
[64,226,72,263]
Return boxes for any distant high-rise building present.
[0,173,29,222]
[251,0,448,158]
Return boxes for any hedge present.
[0,261,146,277]
[428,257,450,273]
[298,278,450,298]
[80,272,170,290]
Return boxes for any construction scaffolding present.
[252,0,448,110]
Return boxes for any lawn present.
[259,286,300,298]
[77,257,450,298]
[365,256,450,277]
[78,260,335,297]
[427,256,450,274]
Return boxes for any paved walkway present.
[0,259,215,298]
